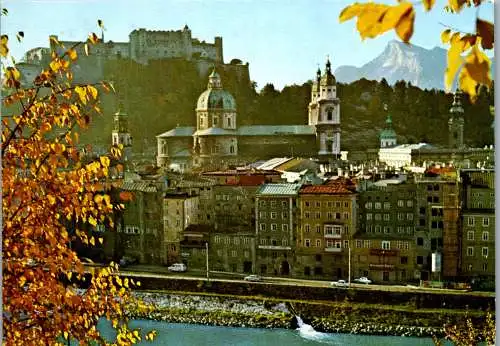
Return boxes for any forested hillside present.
[78,59,494,152]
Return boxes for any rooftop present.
[299,184,356,195]
[157,126,195,138]
[256,183,302,196]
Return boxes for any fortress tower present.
[448,91,465,149]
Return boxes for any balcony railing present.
[258,245,292,251]
[325,247,342,253]
[324,234,342,239]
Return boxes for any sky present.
[1,0,495,90]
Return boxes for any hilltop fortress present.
[17,25,248,85]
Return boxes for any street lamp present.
[205,242,210,282]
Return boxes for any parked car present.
[354,277,372,284]
[330,279,349,288]
[167,263,187,272]
[119,256,137,267]
[244,274,262,282]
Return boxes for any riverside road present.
[86,264,493,297]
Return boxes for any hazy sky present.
[2,0,494,90]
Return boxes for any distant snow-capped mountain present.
[335,40,495,90]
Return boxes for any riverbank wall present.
[125,291,493,338]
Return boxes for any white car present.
[244,274,262,282]
[167,263,187,272]
[331,279,349,288]
[355,277,372,284]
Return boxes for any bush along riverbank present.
[124,291,493,338]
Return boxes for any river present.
[97,318,451,345]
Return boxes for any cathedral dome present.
[196,69,236,111]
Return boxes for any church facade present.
[156,59,341,171]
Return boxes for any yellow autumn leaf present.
[339,2,365,22]
[100,156,110,167]
[98,237,104,245]
[87,85,98,99]
[444,35,465,92]
[89,216,97,227]
[94,195,103,203]
[68,48,78,61]
[394,5,415,43]
[1,35,9,57]
[67,272,72,281]
[441,29,452,44]
[75,86,87,105]
[89,236,95,246]
[448,0,466,12]
[423,0,435,11]
[19,276,26,287]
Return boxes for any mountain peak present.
[334,40,487,90]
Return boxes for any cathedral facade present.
[156,59,341,171]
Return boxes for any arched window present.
[230,145,235,154]
[327,109,333,121]
[227,117,232,128]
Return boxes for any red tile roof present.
[299,184,356,195]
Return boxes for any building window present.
[482,231,489,241]
[282,239,288,247]
[482,217,489,226]
[467,231,474,241]
[270,201,276,208]
[282,224,289,231]
[270,212,277,219]
[381,241,390,250]
[468,264,473,271]
[407,226,413,234]
[407,213,413,220]
[234,238,240,245]
[305,201,310,207]
[366,225,373,233]
[383,214,390,221]
[406,200,413,207]
[244,250,250,258]
[383,226,390,234]
[304,224,310,233]
[316,224,321,233]
[316,212,321,219]
[375,202,381,209]
[482,247,488,257]
[336,202,341,208]
[260,238,266,245]
[401,256,408,265]
[483,263,488,271]
[363,240,371,248]
[417,256,424,265]
[366,202,373,209]
[316,239,321,247]
[282,212,288,219]
[259,212,266,219]
[397,226,404,233]
[467,247,474,256]
[282,201,288,208]
[343,212,349,219]
[305,239,311,247]
[398,200,404,207]
[259,200,266,207]
[327,212,333,219]
[271,224,277,231]
[356,240,362,248]
[375,214,382,221]
[335,240,342,248]
[398,213,404,221]
[344,240,349,248]
[304,212,310,219]
[375,225,381,233]
[259,224,266,231]
[344,201,349,208]
[384,202,391,210]
[366,213,372,220]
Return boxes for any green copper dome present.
[196,69,236,111]
[380,114,396,139]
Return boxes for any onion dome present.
[196,69,236,111]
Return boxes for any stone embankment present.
[127,292,446,338]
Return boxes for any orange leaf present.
[394,5,415,43]
[476,19,494,50]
